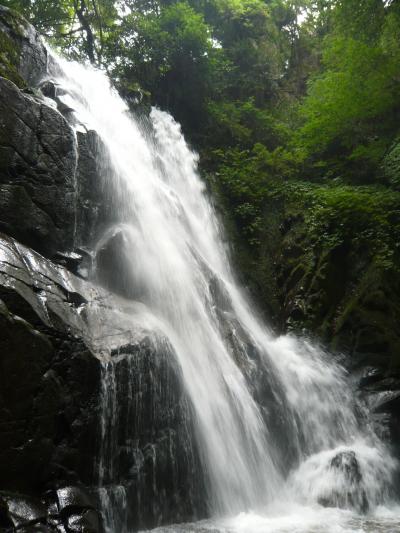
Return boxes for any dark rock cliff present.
[0,6,205,531]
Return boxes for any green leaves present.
[303,184,400,270]
[294,0,400,181]
[114,1,215,130]
[3,0,119,63]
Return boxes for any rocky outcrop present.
[0,75,77,256]
[0,5,46,88]
[94,226,140,299]
[0,232,107,493]
[0,6,108,261]
[384,137,400,190]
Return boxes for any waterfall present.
[46,56,398,531]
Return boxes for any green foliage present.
[297,184,400,271]
[214,147,400,268]
[2,0,73,35]
[2,0,119,63]
[294,0,400,181]
[333,0,386,42]
[202,0,285,101]
[297,34,400,177]
[6,1,399,180]
[1,0,300,145]
[109,1,216,131]
[206,99,290,149]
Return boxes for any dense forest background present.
[3,0,400,367]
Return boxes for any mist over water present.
[48,56,399,532]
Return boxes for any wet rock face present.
[0,234,102,493]
[0,76,77,256]
[1,8,89,258]
[0,486,100,532]
[0,76,107,260]
[74,129,108,250]
[0,7,109,261]
[0,232,206,528]
[94,227,139,299]
[0,5,47,88]
[99,337,206,531]
[359,370,400,488]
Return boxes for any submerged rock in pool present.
[319,451,369,514]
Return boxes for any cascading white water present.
[47,56,400,532]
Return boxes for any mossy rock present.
[0,5,47,88]
[0,27,25,88]
[0,6,28,88]
[0,5,28,35]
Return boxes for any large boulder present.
[94,225,140,299]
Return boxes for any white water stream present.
[48,57,399,532]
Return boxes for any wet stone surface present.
[0,487,100,532]
[0,232,207,529]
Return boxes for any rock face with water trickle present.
[0,74,77,256]
[99,334,207,530]
[0,6,108,260]
[0,6,207,530]
[0,230,206,529]
[0,6,74,256]
[94,227,140,298]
